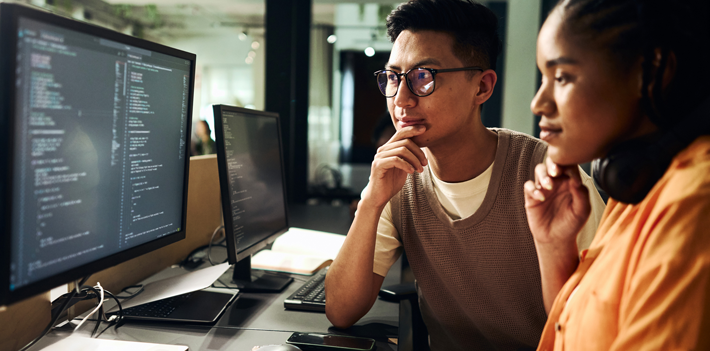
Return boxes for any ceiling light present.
[327,35,337,44]
[364,47,375,57]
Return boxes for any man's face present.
[386,30,482,148]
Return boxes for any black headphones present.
[592,96,710,204]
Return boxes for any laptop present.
[106,263,238,323]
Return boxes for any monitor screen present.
[213,105,292,292]
[214,105,288,259]
[0,3,195,306]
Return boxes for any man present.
[325,1,606,350]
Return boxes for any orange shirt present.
[538,136,710,351]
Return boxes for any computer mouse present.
[252,344,302,351]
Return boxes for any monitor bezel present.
[0,3,196,307]
[212,104,291,264]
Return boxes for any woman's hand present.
[524,157,591,247]
[524,157,592,313]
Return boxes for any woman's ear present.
[646,48,677,103]
[474,69,498,105]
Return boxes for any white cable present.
[74,282,104,331]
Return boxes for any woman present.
[524,0,710,350]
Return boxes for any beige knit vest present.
[392,129,548,351]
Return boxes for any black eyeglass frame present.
[374,66,484,97]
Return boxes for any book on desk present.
[251,227,345,275]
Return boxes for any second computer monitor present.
[212,105,292,292]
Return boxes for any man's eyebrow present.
[413,58,442,67]
[385,58,443,71]
[546,57,578,68]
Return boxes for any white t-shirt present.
[370,163,606,277]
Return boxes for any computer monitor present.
[212,105,293,292]
[0,3,196,306]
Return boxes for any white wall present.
[501,0,541,135]
[165,31,265,139]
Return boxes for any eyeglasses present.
[374,66,483,97]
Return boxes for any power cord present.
[74,283,104,332]
[116,284,144,299]
[180,225,227,269]
[207,225,226,266]
[19,275,90,351]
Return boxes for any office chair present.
[380,253,429,351]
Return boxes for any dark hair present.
[386,0,502,71]
[555,0,710,127]
[198,120,211,133]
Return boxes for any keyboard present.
[284,266,328,312]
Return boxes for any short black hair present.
[386,0,502,71]
[555,0,710,127]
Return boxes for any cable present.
[207,225,225,266]
[18,275,91,351]
[74,285,103,338]
[180,225,227,269]
[93,290,124,338]
[116,284,144,299]
[74,282,104,331]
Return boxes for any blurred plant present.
[145,4,162,28]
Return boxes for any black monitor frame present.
[0,3,196,306]
[212,104,293,292]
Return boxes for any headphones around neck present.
[592,96,710,204]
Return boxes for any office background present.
[0,0,560,349]
[9,0,553,203]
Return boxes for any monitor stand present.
[217,256,293,292]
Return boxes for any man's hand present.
[325,124,427,328]
[362,125,428,208]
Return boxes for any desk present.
[91,269,400,350]
[45,203,400,351]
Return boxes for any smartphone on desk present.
[286,332,375,351]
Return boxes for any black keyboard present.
[284,266,328,312]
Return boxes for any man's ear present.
[475,69,497,105]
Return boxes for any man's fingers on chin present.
[391,125,423,141]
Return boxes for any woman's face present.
[531,8,658,166]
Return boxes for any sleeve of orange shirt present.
[610,191,710,351]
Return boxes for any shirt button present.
[555,322,562,332]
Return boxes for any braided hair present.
[555,0,710,127]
